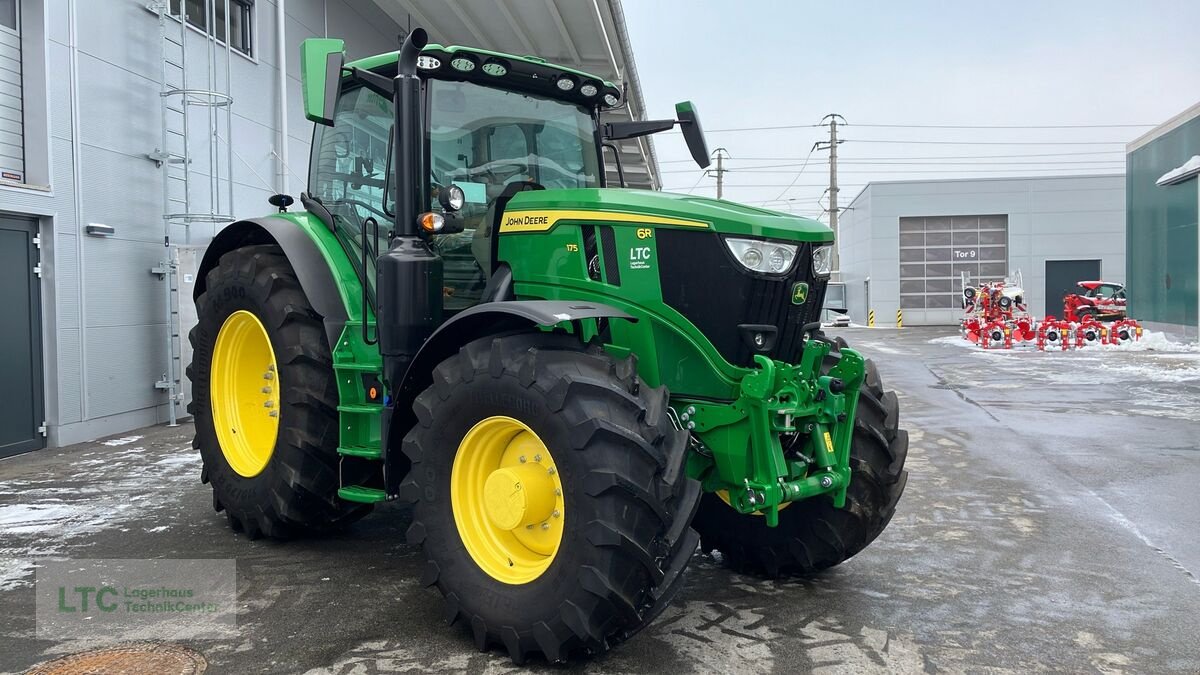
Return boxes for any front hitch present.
[681,340,866,527]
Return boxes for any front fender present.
[396,300,635,398]
[381,300,634,494]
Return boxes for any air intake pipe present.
[378,27,441,388]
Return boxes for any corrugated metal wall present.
[0,0,401,446]
[1126,113,1200,340]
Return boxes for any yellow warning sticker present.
[824,431,835,453]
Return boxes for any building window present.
[898,215,1009,310]
[169,0,253,57]
[0,0,16,31]
[0,0,24,183]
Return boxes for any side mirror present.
[675,101,710,169]
[268,194,294,212]
[301,38,346,126]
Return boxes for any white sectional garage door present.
[899,214,1009,310]
[0,0,22,183]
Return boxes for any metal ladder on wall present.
[146,0,236,425]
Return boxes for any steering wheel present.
[483,161,528,183]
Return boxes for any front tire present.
[188,245,369,539]
[692,337,908,577]
[401,333,700,663]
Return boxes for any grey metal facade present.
[839,175,1126,326]
[2,0,401,447]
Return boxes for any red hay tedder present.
[959,273,1143,351]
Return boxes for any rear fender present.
[194,217,351,347]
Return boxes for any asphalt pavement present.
[2,326,1198,673]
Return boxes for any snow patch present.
[930,334,979,350]
[100,435,143,446]
[1157,155,1200,186]
[930,330,1199,354]
[0,440,201,590]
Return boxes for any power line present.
[731,167,1126,175]
[844,138,1128,146]
[848,122,1154,129]
[682,169,710,194]
[659,159,1126,173]
[663,183,866,189]
[656,150,1125,163]
[771,147,817,201]
[662,121,1153,134]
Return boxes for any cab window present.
[427,79,601,312]
[309,86,393,299]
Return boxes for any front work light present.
[482,60,508,76]
[450,56,476,72]
[438,184,465,212]
[812,245,833,276]
[724,238,798,274]
[416,55,441,70]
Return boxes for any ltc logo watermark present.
[36,559,236,640]
[791,282,809,306]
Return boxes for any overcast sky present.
[622,0,1200,218]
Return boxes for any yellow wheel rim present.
[210,310,280,478]
[451,416,565,584]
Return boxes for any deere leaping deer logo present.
[791,282,809,306]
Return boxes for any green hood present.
[505,188,834,243]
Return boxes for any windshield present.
[307,79,603,316]
[426,79,601,312]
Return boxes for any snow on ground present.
[99,435,143,446]
[923,329,1200,422]
[930,330,1200,356]
[0,442,200,591]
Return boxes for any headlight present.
[812,245,833,276]
[724,238,798,274]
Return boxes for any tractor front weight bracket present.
[682,341,866,526]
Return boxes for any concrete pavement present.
[2,326,1198,673]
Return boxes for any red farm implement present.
[959,272,1143,351]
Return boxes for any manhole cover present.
[24,643,206,675]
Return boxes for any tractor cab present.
[301,36,710,314]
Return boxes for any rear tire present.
[188,245,369,539]
[692,336,908,577]
[401,333,700,663]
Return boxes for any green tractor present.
[188,29,907,663]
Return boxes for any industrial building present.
[1126,101,1200,341]
[837,174,1126,326]
[0,0,658,457]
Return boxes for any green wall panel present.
[1126,115,1200,332]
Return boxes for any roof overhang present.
[368,0,661,190]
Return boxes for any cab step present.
[337,485,388,504]
[338,445,382,460]
[337,404,381,414]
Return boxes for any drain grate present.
[24,643,206,675]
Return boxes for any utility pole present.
[710,147,728,199]
[814,114,845,275]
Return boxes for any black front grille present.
[657,230,827,367]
